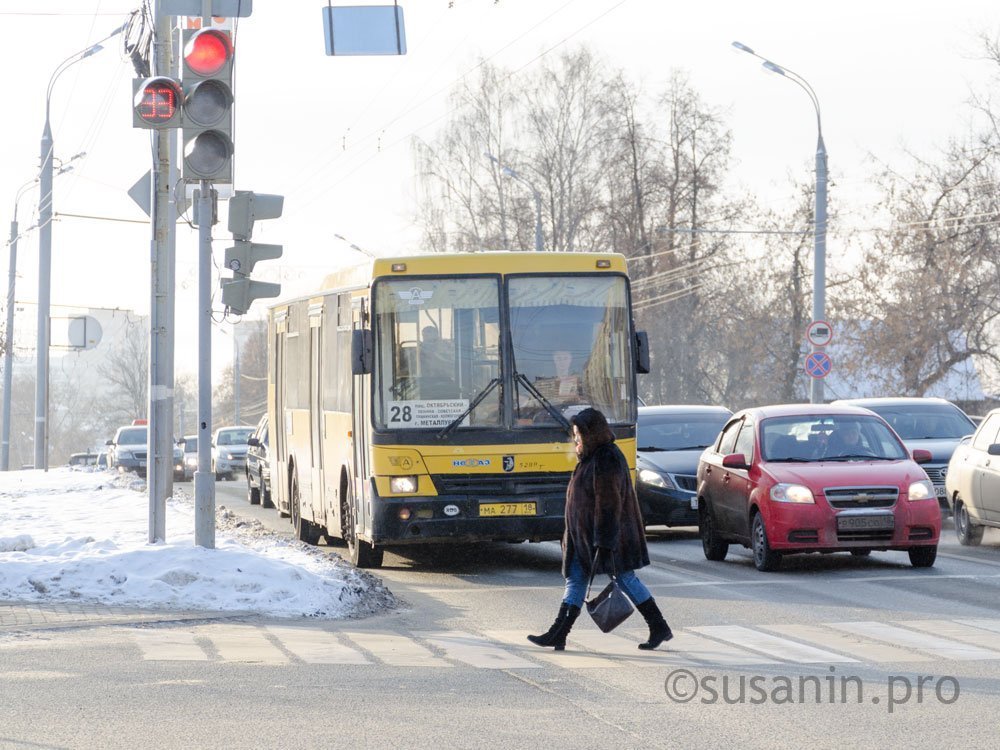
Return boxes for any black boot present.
[527,604,581,650]
[636,598,672,650]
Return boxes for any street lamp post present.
[34,27,122,470]
[484,152,543,252]
[3,179,38,471]
[732,41,828,404]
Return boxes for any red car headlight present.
[770,483,815,504]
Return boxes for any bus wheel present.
[342,480,384,569]
[291,471,321,546]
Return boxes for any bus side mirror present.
[635,330,650,374]
[352,329,373,375]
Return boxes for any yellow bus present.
[267,252,649,567]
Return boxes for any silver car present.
[212,425,254,480]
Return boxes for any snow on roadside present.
[0,468,395,618]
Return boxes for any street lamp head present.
[731,41,754,54]
[81,43,104,60]
[762,60,787,76]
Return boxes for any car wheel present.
[955,500,985,546]
[247,470,261,505]
[261,471,274,509]
[290,470,321,545]
[698,502,729,562]
[751,512,782,572]
[343,477,384,569]
[908,545,937,568]
[850,549,872,557]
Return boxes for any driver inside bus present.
[535,349,582,401]
[419,325,454,380]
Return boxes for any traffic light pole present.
[194,181,215,549]
[148,2,175,543]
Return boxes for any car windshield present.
[118,428,147,446]
[762,414,909,462]
[638,412,728,451]
[218,429,253,446]
[861,404,975,440]
[184,437,198,452]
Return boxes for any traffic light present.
[220,191,284,314]
[132,76,183,129]
[181,28,234,182]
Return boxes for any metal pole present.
[194,181,215,549]
[2,219,18,471]
[148,3,174,542]
[233,329,240,424]
[810,134,828,405]
[34,118,53,471]
[533,190,543,252]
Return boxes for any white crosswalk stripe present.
[689,625,859,663]
[266,626,368,665]
[827,621,1000,661]
[120,617,1000,669]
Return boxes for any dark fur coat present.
[562,441,650,578]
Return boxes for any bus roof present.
[319,252,627,292]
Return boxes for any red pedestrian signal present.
[131,76,183,129]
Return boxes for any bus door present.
[309,309,324,526]
[273,314,288,513]
[351,297,371,535]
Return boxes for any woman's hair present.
[570,407,615,455]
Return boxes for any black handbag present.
[585,551,634,633]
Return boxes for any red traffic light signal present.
[131,76,183,129]
[184,29,233,76]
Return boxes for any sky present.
[1,0,999,379]
[0,467,394,616]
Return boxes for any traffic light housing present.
[132,76,183,129]
[181,28,234,182]
[220,191,284,315]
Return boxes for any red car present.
[696,404,941,571]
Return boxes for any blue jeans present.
[562,554,652,609]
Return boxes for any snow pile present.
[0,469,395,618]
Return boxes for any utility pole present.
[194,182,215,549]
[148,1,176,543]
[233,329,240,425]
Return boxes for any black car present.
[832,397,977,516]
[246,415,273,508]
[636,405,732,527]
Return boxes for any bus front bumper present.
[371,493,566,545]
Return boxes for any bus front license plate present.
[480,502,536,517]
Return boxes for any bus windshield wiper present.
[514,371,571,430]
[436,378,501,440]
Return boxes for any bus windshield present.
[373,276,502,430]
[509,274,633,427]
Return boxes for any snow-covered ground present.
[0,468,395,618]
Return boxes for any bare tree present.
[96,317,148,424]
[838,137,1000,395]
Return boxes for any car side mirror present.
[988,444,1000,456]
[911,448,933,464]
[105,439,113,446]
[248,437,260,447]
[722,453,750,470]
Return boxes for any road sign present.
[804,351,833,379]
[806,320,834,348]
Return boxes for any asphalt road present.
[3,477,999,749]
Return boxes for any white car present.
[944,408,1000,545]
[211,425,254,480]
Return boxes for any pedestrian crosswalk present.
[120,616,1000,670]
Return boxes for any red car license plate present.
[837,514,894,531]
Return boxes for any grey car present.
[212,425,254,480]
[832,397,977,516]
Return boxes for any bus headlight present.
[390,476,418,494]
